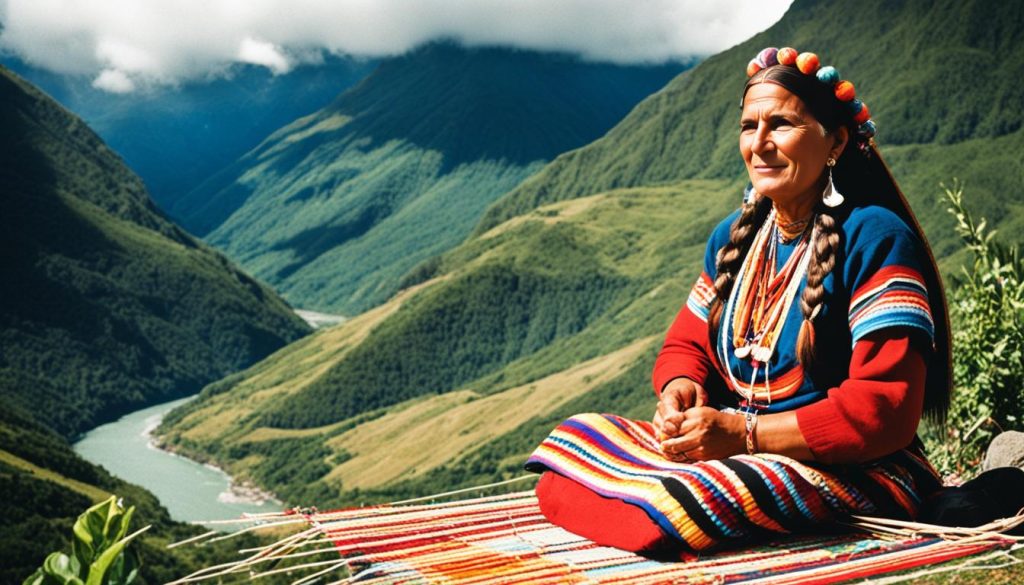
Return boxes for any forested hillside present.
[0,65,309,439]
[174,41,689,314]
[158,0,1024,509]
[0,63,318,582]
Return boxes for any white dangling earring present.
[822,157,844,208]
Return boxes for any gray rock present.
[983,430,1024,471]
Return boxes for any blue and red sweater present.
[653,204,935,464]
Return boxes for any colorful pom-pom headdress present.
[746,46,876,154]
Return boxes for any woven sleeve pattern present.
[845,224,934,346]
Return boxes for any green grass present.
[156,180,738,502]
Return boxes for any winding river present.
[73,397,283,524]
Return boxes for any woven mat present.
[307,490,1004,584]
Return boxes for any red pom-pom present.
[778,47,798,66]
[796,52,820,74]
[746,59,763,77]
[853,103,871,124]
[834,80,856,101]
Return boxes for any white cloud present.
[238,37,291,74]
[0,0,791,92]
[92,68,135,93]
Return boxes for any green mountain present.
[173,41,689,315]
[478,0,1024,242]
[157,0,1024,508]
[0,65,316,583]
[3,55,377,212]
[0,65,310,439]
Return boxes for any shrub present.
[924,182,1024,477]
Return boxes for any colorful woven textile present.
[526,413,939,551]
[304,490,1002,584]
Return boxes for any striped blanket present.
[526,413,940,551]
[306,491,1004,584]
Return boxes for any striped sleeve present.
[685,271,717,322]
[845,228,934,346]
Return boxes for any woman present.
[525,47,952,553]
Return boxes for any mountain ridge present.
[175,41,691,314]
[2,54,377,211]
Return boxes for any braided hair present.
[794,206,841,367]
[708,194,771,343]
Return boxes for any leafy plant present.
[924,182,1024,477]
[23,496,149,585]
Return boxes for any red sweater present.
[652,304,926,464]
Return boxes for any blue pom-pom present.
[847,98,864,115]
[858,120,877,138]
[816,66,839,85]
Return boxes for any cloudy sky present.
[0,0,791,93]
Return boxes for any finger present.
[676,418,699,437]
[664,450,692,463]
[661,435,698,455]
[662,412,686,437]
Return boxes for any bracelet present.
[744,410,758,455]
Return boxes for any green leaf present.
[84,525,149,585]
[72,496,117,564]
[35,553,85,585]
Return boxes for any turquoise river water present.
[73,397,283,524]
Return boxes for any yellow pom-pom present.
[835,80,856,101]
[778,47,798,66]
[796,52,820,74]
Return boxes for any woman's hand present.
[659,407,746,462]
[653,378,708,440]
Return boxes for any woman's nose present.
[751,123,773,155]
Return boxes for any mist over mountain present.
[174,41,691,314]
[1,54,377,212]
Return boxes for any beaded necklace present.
[719,208,815,405]
[775,213,812,241]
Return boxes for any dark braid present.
[708,194,773,344]
[796,206,841,367]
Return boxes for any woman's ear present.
[831,126,850,158]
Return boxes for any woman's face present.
[740,82,844,210]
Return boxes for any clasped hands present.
[653,378,746,462]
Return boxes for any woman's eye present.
[773,120,793,130]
